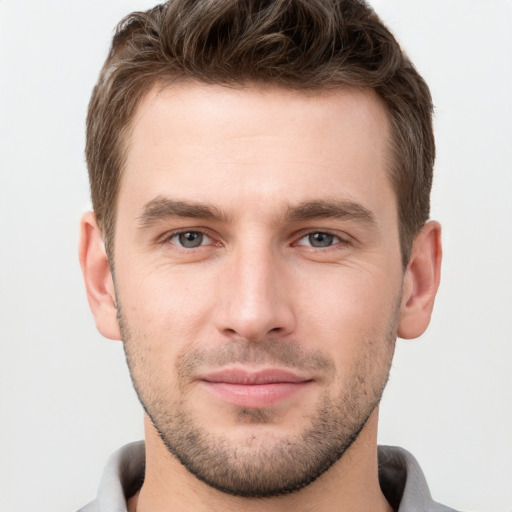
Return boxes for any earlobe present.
[78,212,122,340]
[398,221,442,340]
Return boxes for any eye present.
[168,231,212,248]
[296,232,342,248]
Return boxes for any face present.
[113,84,405,496]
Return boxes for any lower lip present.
[201,381,312,408]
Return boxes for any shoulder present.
[378,445,461,512]
[77,441,145,512]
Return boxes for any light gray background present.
[1,1,511,511]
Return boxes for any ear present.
[79,211,122,340]
[398,221,442,339]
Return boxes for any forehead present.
[120,83,394,219]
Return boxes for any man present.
[78,0,451,510]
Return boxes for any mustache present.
[177,339,334,378]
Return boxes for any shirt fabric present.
[78,441,459,512]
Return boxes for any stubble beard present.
[118,302,399,498]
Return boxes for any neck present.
[129,410,392,512]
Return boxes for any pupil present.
[309,233,333,247]
[179,232,203,248]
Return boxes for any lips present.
[197,368,313,408]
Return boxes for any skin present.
[80,84,442,512]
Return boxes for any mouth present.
[197,368,314,408]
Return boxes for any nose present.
[214,241,296,342]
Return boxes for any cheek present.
[306,273,399,406]
[294,266,401,358]
[118,261,216,331]
[115,266,220,390]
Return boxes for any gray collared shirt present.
[78,442,460,512]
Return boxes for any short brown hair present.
[86,0,434,266]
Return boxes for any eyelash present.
[294,231,349,249]
[163,229,217,249]
[161,229,351,251]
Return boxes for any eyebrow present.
[137,196,228,228]
[284,199,377,225]
[137,196,377,228]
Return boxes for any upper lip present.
[198,368,312,385]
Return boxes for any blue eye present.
[297,232,340,248]
[169,231,211,248]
